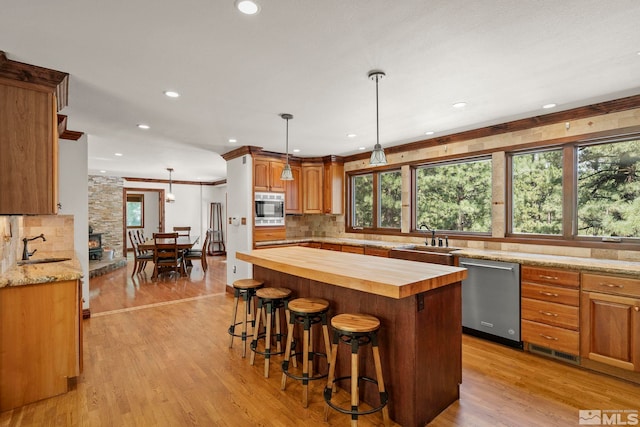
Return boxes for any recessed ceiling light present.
[293,149,300,153]
[100,170,107,173]
[137,124,150,129]
[163,90,180,98]
[114,153,123,156]
[452,102,467,109]
[235,0,260,14]
[347,133,357,138]
[542,103,557,109]
[358,147,366,151]
[425,131,435,136]
[228,138,237,143]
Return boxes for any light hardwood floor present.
[1,256,638,426]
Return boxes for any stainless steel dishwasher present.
[459,257,522,348]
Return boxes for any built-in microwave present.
[255,192,285,226]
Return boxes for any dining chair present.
[173,226,191,237]
[184,230,210,272]
[128,230,153,275]
[152,232,185,278]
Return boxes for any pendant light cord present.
[285,117,289,164]
[375,74,380,147]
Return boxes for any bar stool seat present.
[324,313,390,427]
[249,287,292,377]
[281,297,332,407]
[228,279,264,358]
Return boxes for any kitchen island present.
[236,246,467,427]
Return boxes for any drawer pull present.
[539,334,558,341]
[538,310,558,317]
[539,275,559,280]
[539,291,559,297]
[598,282,624,289]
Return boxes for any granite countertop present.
[255,237,640,278]
[0,257,83,288]
[453,248,640,278]
[255,236,403,249]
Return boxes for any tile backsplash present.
[0,215,76,275]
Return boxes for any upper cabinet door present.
[254,159,271,192]
[302,163,323,214]
[285,165,302,214]
[269,160,285,192]
[0,84,58,214]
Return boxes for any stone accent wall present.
[88,175,124,256]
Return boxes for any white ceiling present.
[2,0,640,182]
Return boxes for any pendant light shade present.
[166,168,176,203]
[368,70,387,166]
[280,113,294,181]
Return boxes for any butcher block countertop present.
[236,246,467,299]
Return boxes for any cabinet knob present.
[635,306,639,312]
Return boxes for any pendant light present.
[368,70,387,166]
[280,113,294,181]
[166,168,176,203]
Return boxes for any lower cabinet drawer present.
[521,282,580,306]
[521,298,579,330]
[522,319,579,355]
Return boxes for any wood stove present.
[89,233,103,260]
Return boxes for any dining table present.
[138,236,199,252]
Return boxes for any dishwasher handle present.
[460,261,514,271]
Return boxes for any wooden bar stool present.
[324,313,390,427]
[228,279,264,358]
[249,287,292,377]
[281,297,332,407]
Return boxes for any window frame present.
[126,193,145,228]
[411,156,493,235]
[346,167,402,234]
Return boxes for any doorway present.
[123,187,165,252]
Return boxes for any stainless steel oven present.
[254,192,285,226]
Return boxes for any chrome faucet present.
[22,234,46,260]
[419,224,437,246]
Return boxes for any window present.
[378,170,402,228]
[511,149,563,235]
[126,194,144,228]
[350,170,402,230]
[577,139,640,238]
[352,174,373,228]
[415,158,491,233]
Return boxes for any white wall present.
[59,135,89,310]
[125,190,159,249]
[226,155,253,286]
[125,180,225,251]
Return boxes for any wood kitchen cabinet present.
[581,273,640,373]
[302,162,323,214]
[323,157,344,214]
[254,157,285,192]
[0,83,59,214]
[0,280,82,411]
[284,164,302,214]
[521,265,580,356]
[0,53,68,214]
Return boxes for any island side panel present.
[254,265,461,427]
[415,282,463,424]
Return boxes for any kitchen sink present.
[17,257,71,265]
[389,245,457,266]
[393,244,459,254]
